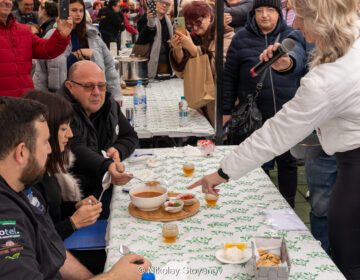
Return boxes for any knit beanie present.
[253,0,282,15]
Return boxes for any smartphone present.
[146,0,157,16]
[59,0,69,20]
[174,17,186,35]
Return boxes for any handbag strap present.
[254,33,281,100]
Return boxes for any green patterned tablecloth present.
[105,146,345,280]
[121,79,215,139]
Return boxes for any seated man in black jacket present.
[62,60,138,218]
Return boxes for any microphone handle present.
[250,49,286,77]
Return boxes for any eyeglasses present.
[186,17,204,30]
[70,80,107,91]
[158,0,171,7]
[254,7,277,14]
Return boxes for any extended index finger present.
[187,178,203,190]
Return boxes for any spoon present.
[127,175,160,186]
[99,172,111,202]
[119,245,144,264]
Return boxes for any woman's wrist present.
[69,216,78,231]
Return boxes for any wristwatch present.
[217,168,229,183]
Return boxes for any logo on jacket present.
[115,124,119,135]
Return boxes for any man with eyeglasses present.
[62,60,138,218]
[134,0,173,78]
[223,0,308,209]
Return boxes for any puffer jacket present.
[0,14,70,97]
[33,23,121,97]
[223,10,307,121]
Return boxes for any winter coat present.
[61,87,138,195]
[0,14,70,97]
[224,0,253,31]
[220,34,360,179]
[223,10,307,121]
[32,23,121,96]
[98,6,125,47]
[136,14,173,78]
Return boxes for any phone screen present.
[59,0,69,20]
[174,17,186,35]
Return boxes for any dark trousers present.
[328,148,360,279]
[263,150,298,208]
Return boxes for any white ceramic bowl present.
[176,193,197,206]
[129,184,168,211]
[164,199,184,213]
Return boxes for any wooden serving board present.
[128,193,200,222]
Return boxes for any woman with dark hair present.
[23,89,103,240]
[168,1,234,126]
[33,0,122,97]
[98,0,126,47]
[37,1,58,37]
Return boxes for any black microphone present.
[250,38,295,77]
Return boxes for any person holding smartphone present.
[0,0,72,98]
[33,0,122,98]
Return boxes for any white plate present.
[215,248,252,264]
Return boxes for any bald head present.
[68,61,105,81]
[65,61,107,116]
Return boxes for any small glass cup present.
[182,163,195,177]
[162,223,179,243]
[205,193,218,206]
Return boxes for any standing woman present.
[37,1,58,38]
[168,1,234,126]
[188,0,360,278]
[98,0,126,48]
[33,0,121,97]
[23,89,103,241]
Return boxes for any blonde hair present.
[291,0,360,68]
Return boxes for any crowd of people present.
[1,0,360,278]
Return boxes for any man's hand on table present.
[109,162,133,185]
[106,254,151,280]
[187,171,223,196]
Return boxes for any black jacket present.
[135,14,156,45]
[33,173,77,240]
[62,88,138,195]
[0,176,66,279]
[98,6,125,47]
[223,11,307,121]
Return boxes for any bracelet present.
[217,168,229,183]
[277,58,294,72]
[69,216,78,231]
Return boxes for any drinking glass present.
[162,223,179,243]
[205,193,218,206]
[182,163,195,177]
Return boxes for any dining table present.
[104,146,345,280]
[120,78,215,140]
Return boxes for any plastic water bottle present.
[141,272,155,280]
[133,81,147,129]
[179,96,188,127]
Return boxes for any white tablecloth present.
[121,79,215,139]
[105,146,344,280]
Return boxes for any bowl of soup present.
[129,184,168,211]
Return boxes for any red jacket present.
[124,14,137,34]
[0,14,70,97]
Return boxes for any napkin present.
[183,145,203,157]
[264,209,308,231]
